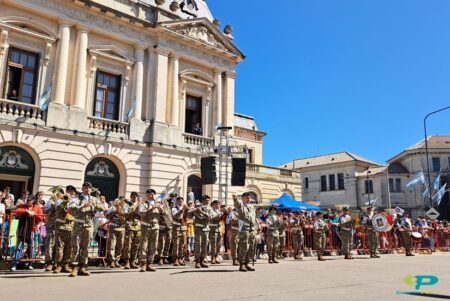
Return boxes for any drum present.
[372,212,394,232]
[411,232,422,242]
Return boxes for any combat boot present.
[45,263,53,272]
[173,259,180,267]
[210,257,217,264]
[215,256,221,264]
[273,257,279,264]
[124,260,130,270]
[158,258,164,265]
[163,258,169,264]
[69,266,79,277]
[78,267,90,276]
[109,261,116,268]
[232,258,239,266]
[319,252,327,261]
[373,254,380,258]
[179,259,186,266]
[239,263,247,272]
[130,261,139,269]
[146,264,156,272]
[200,258,209,268]
[245,262,255,272]
[53,265,62,273]
[62,264,72,273]
[195,260,201,269]
[114,260,122,268]
[139,264,146,272]
[268,257,274,264]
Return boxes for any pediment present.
[159,18,244,59]
[89,45,135,64]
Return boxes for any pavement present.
[1,253,450,301]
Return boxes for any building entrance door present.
[0,146,35,199]
[84,157,120,201]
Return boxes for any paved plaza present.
[1,253,449,301]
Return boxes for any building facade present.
[0,0,300,205]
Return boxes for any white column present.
[53,22,71,105]
[170,54,179,126]
[0,30,10,96]
[133,45,144,119]
[146,49,157,121]
[224,71,235,128]
[153,50,169,123]
[73,28,88,109]
[214,70,222,127]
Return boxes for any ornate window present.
[5,47,39,104]
[0,146,35,196]
[85,157,120,201]
[93,71,121,120]
[185,95,202,134]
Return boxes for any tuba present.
[156,193,173,226]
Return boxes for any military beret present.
[82,182,93,188]
[146,189,156,194]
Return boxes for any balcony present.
[247,164,299,183]
[183,133,214,147]
[88,116,129,138]
[0,98,44,122]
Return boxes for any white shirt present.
[0,203,5,224]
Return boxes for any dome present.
[142,0,214,21]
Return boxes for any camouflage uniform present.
[106,205,126,267]
[291,215,305,259]
[69,194,106,276]
[192,205,215,267]
[227,211,240,265]
[265,213,280,262]
[138,200,161,271]
[277,217,288,258]
[362,213,379,258]
[171,205,186,264]
[208,208,222,263]
[157,205,172,263]
[313,217,327,261]
[54,198,74,273]
[44,198,58,270]
[339,213,353,258]
[401,217,414,256]
[123,201,141,269]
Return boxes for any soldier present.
[191,195,217,269]
[138,189,162,272]
[362,207,380,258]
[233,193,271,272]
[291,211,306,260]
[68,182,107,277]
[339,207,353,259]
[226,208,240,266]
[157,196,172,265]
[53,186,75,273]
[314,211,327,261]
[209,200,223,264]
[265,206,280,264]
[277,210,288,259]
[123,192,141,269]
[171,196,188,266]
[401,213,414,256]
[106,198,126,268]
[44,189,58,272]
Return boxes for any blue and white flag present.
[406,172,425,188]
[423,185,430,198]
[38,82,52,111]
[125,98,136,122]
[364,197,378,206]
[395,207,405,216]
[433,183,447,206]
[434,175,441,191]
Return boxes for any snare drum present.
[411,232,422,242]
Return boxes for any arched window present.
[187,175,202,202]
[85,157,120,201]
[0,146,35,198]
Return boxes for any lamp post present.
[424,106,450,209]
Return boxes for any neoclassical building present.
[0,0,300,205]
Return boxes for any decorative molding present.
[0,150,29,169]
[173,25,226,51]
[44,42,52,66]
[90,55,97,77]
[86,160,115,178]
[0,30,8,55]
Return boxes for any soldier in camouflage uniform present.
[171,196,188,266]
[157,198,172,265]
[209,200,223,264]
[401,213,414,256]
[362,207,380,258]
[138,189,162,272]
[233,193,271,272]
[68,182,107,277]
[44,189,59,272]
[106,197,126,268]
[226,208,240,266]
[314,211,327,261]
[265,206,280,264]
[291,211,306,260]
[123,192,141,269]
[191,195,218,269]
[339,207,353,259]
[277,210,288,259]
[53,186,75,273]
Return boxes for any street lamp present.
[424,105,450,209]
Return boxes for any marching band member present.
[265,206,280,264]
[156,194,172,265]
[44,188,59,272]
[123,192,141,270]
[362,207,380,258]
[68,182,107,277]
[226,208,240,266]
[171,196,189,266]
[401,213,414,256]
[314,211,327,261]
[291,211,306,260]
[339,207,354,260]
[106,197,126,268]
[277,210,288,259]
[191,195,216,269]
[209,200,224,264]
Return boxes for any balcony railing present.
[88,116,129,136]
[247,163,298,180]
[0,98,43,121]
[183,133,214,147]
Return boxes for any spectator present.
[193,123,203,136]
[187,187,195,203]
[186,200,195,256]
[3,187,15,206]
[95,212,108,258]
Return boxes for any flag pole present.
[386,167,391,209]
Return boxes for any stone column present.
[153,49,169,124]
[224,71,235,128]
[214,70,223,127]
[132,45,144,120]
[73,28,88,109]
[53,22,71,105]
[170,54,179,127]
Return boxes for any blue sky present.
[208,1,450,167]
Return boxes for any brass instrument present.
[157,194,173,226]
[112,198,127,224]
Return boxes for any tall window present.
[304,177,309,189]
[338,173,345,190]
[185,95,202,134]
[247,149,254,164]
[5,48,39,104]
[320,175,327,191]
[329,174,336,191]
[93,71,121,120]
[395,178,401,192]
[389,178,394,192]
[432,157,441,172]
[365,180,373,194]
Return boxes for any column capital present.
[169,53,180,59]
[214,69,224,76]
[58,19,73,27]
[75,25,90,33]
[134,44,146,51]
[224,71,236,79]
[149,45,171,56]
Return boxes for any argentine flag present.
[433,183,447,206]
[125,98,136,122]
[406,171,425,188]
[434,175,441,191]
[38,82,52,111]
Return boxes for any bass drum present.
[411,232,423,242]
[372,212,394,232]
